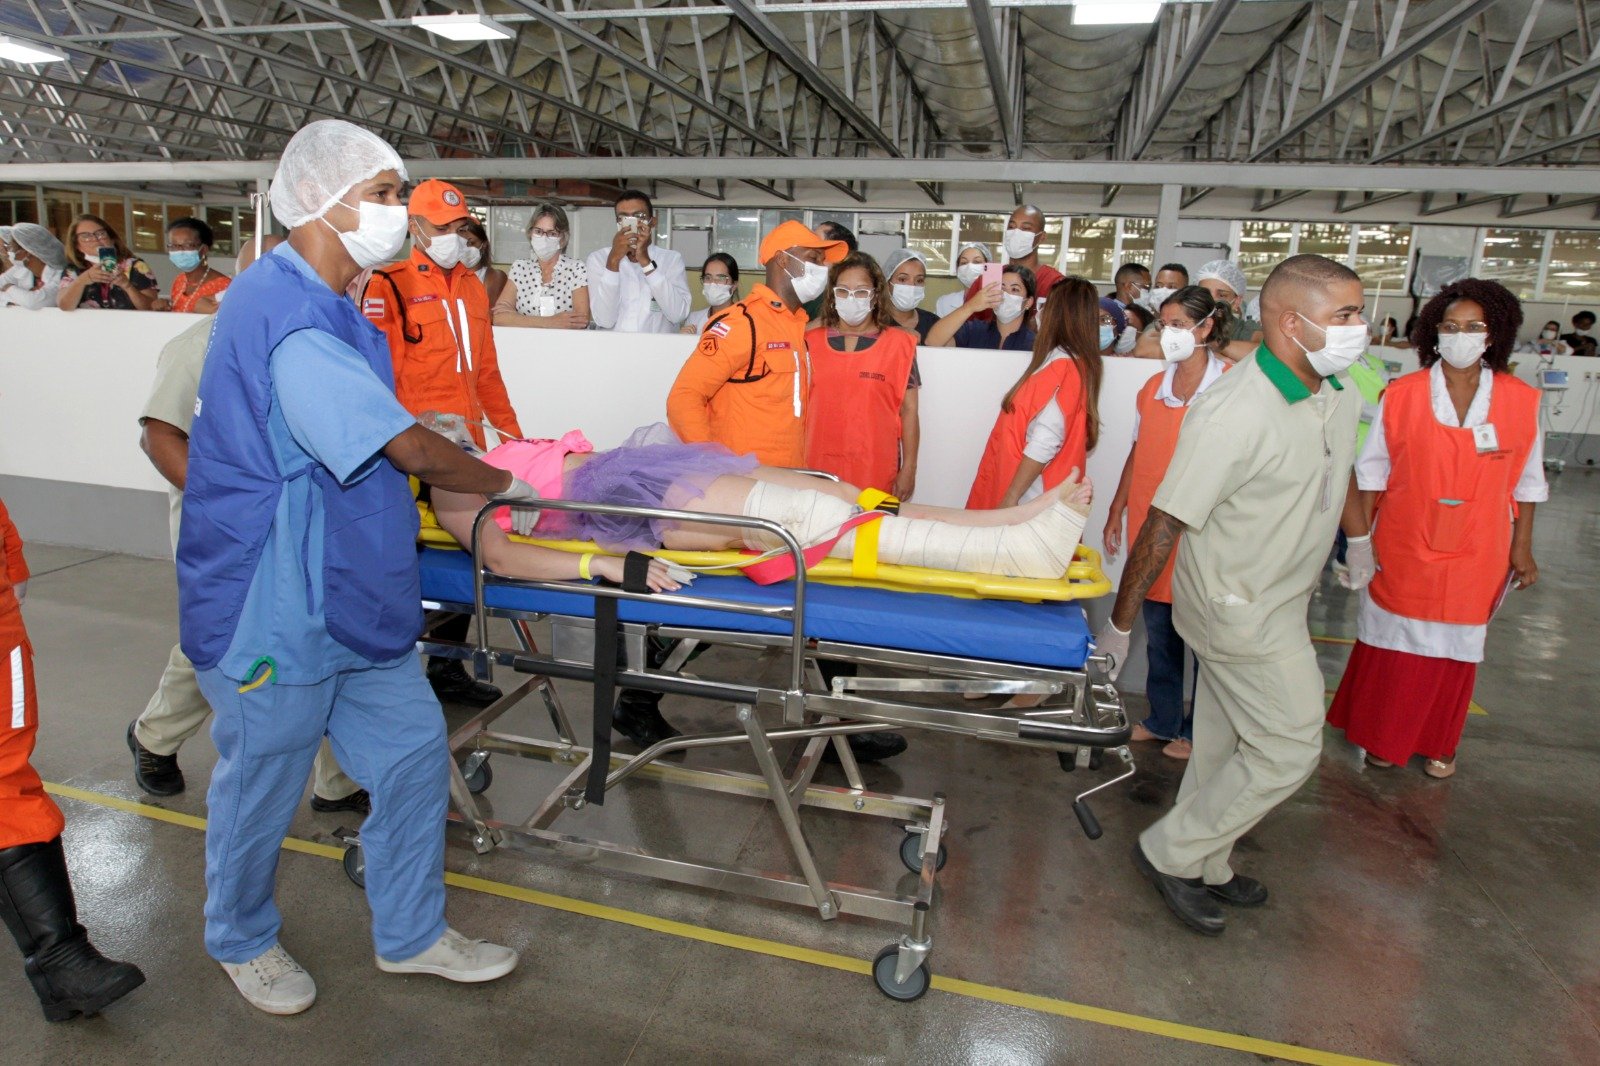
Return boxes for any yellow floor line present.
[44,781,1391,1066]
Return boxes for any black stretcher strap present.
[585,552,655,805]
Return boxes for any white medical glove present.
[12,580,25,603]
[496,475,541,537]
[1093,622,1131,682]
[1341,534,1375,590]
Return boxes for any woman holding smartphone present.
[57,214,159,311]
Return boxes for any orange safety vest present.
[966,354,1088,509]
[362,249,523,449]
[1126,373,1189,604]
[1369,370,1539,626]
[803,327,917,492]
[0,497,61,850]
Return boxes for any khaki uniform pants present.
[1139,643,1324,884]
[134,642,359,800]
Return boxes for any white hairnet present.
[955,240,992,263]
[882,247,926,278]
[0,225,12,250]
[268,120,408,228]
[10,223,68,271]
[1196,259,1248,300]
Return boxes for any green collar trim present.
[1256,344,1344,404]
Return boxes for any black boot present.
[0,838,145,1021]
[611,689,681,748]
[427,658,503,708]
[814,661,908,764]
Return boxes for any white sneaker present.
[375,927,518,983]
[220,944,316,1015]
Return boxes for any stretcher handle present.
[1017,721,1133,747]
[1072,800,1102,840]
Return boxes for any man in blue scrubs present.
[178,120,540,1015]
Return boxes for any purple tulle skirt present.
[562,423,759,550]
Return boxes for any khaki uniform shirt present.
[139,316,214,551]
[1155,345,1360,664]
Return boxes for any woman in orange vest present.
[1101,287,1234,760]
[966,276,1103,510]
[1329,279,1545,779]
[0,498,145,1020]
[803,252,921,498]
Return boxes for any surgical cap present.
[0,226,12,250]
[955,241,992,263]
[9,223,68,271]
[882,248,926,278]
[1195,259,1248,300]
[268,119,409,229]
[1098,297,1127,336]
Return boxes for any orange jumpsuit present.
[362,248,523,449]
[667,283,810,467]
[0,499,64,849]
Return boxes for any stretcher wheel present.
[1056,748,1104,773]
[872,945,931,1002]
[342,844,366,889]
[459,755,493,794]
[899,832,948,874]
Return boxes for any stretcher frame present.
[365,498,1133,1000]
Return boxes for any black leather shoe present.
[427,660,502,708]
[310,790,371,815]
[126,722,184,797]
[1131,842,1225,936]
[1206,874,1269,908]
[822,732,910,764]
[612,690,681,748]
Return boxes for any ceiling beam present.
[1129,0,1241,160]
[966,0,1017,159]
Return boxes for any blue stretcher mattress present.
[418,547,1091,670]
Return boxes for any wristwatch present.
[641,260,657,276]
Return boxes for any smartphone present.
[617,216,641,234]
[97,246,118,274]
[980,263,1003,291]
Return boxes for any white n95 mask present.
[529,235,562,261]
[996,292,1026,324]
[1160,325,1198,363]
[1144,287,1176,312]
[836,296,873,326]
[702,282,733,306]
[1294,312,1368,376]
[1438,332,1488,369]
[325,201,408,269]
[785,251,829,304]
[891,284,924,312]
[460,245,482,270]
[1002,229,1037,259]
[955,262,985,288]
[425,232,465,270]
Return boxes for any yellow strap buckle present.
[851,489,899,579]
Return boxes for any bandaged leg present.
[741,481,1089,579]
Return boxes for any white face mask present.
[702,281,734,306]
[784,251,829,304]
[1002,229,1037,259]
[891,284,924,312]
[836,296,873,326]
[1540,328,1557,340]
[323,200,409,269]
[996,292,1026,324]
[422,231,465,269]
[529,234,562,262]
[955,262,985,288]
[1294,312,1369,377]
[1144,286,1176,312]
[460,245,482,270]
[1438,332,1488,369]
[1160,325,1199,363]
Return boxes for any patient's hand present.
[591,555,682,593]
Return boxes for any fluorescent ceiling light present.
[410,14,514,41]
[1564,280,1592,287]
[0,35,69,64]
[1073,1,1163,25]
[1552,270,1588,277]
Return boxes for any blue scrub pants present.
[1141,599,1194,742]
[196,656,448,964]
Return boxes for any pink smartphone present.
[980,263,1003,290]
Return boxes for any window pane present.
[238,208,259,254]
[0,194,39,226]
[42,188,81,247]
[1478,228,1542,300]
[1062,216,1116,283]
[715,208,762,270]
[1352,223,1411,291]
[206,206,236,256]
[490,206,534,264]
[908,211,954,272]
[130,201,164,253]
[957,213,1006,261]
[1238,220,1294,287]
[1543,230,1597,302]
[86,199,126,247]
[1118,218,1155,271]
[1037,216,1066,272]
[1298,222,1350,261]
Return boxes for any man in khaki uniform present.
[1097,254,1367,935]
[128,238,363,811]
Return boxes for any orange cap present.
[408,179,472,225]
[759,220,848,266]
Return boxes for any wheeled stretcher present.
[340,499,1133,1000]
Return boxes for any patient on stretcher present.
[424,419,1092,591]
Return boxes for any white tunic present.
[1354,363,1548,663]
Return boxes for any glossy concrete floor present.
[5,471,1598,1066]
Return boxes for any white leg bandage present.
[741,481,860,552]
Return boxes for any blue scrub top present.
[954,319,1036,352]
[219,245,417,685]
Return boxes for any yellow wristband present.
[578,553,594,580]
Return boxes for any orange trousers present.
[0,638,65,849]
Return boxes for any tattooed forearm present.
[1111,507,1183,629]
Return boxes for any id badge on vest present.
[1472,423,1498,454]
